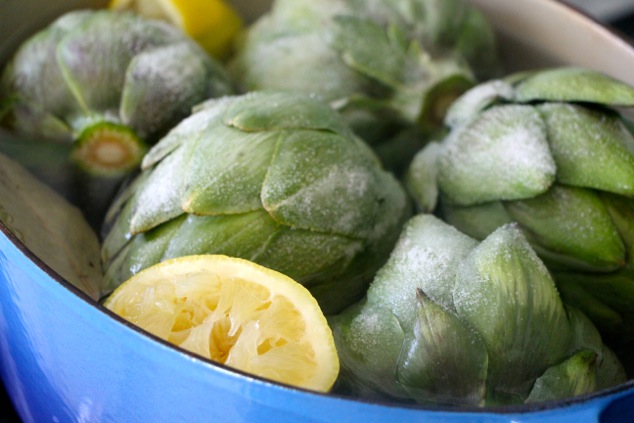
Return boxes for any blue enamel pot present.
[1,0,634,421]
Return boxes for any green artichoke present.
[0,9,233,177]
[405,67,634,341]
[102,91,410,314]
[229,0,499,169]
[330,214,626,406]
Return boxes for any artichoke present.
[229,0,500,169]
[102,91,410,313]
[330,214,626,406]
[0,9,233,177]
[405,67,634,341]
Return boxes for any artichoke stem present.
[71,122,147,177]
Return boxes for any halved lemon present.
[108,0,243,60]
[104,255,340,392]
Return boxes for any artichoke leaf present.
[444,79,514,128]
[566,306,604,358]
[330,15,421,90]
[257,228,365,313]
[56,12,182,114]
[234,27,364,102]
[0,12,90,119]
[224,91,352,136]
[103,216,185,292]
[372,127,428,172]
[404,141,442,213]
[329,302,408,400]
[270,0,347,30]
[525,350,598,403]
[396,289,487,407]
[101,189,138,265]
[601,192,634,264]
[104,211,283,292]
[437,104,555,206]
[539,103,634,196]
[120,42,215,140]
[513,67,634,106]
[181,127,279,216]
[330,15,473,126]
[254,227,363,283]
[564,305,627,388]
[367,215,478,325]
[160,211,280,262]
[130,123,279,233]
[262,129,404,240]
[595,345,628,390]
[413,0,470,47]
[440,200,514,241]
[453,224,572,402]
[506,185,626,272]
[555,275,624,332]
[450,8,500,79]
[141,100,228,169]
[2,99,73,142]
[128,142,195,234]
[563,269,634,317]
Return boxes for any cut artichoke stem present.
[71,121,147,177]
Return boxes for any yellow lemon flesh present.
[104,255,340,392]
[108,0,243,59]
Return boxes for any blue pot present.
[1,224,633,421]
[1,0,634,421]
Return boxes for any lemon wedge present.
[108,0,243,59]
[104,255,340,392]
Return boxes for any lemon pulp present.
[104,255,339,392]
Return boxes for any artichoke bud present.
[396,289,488,407]
[102,91,410,314]
[331,216,624,406]
[1,10,233,177]
[407,67,634,339]
[230,0,498,167]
